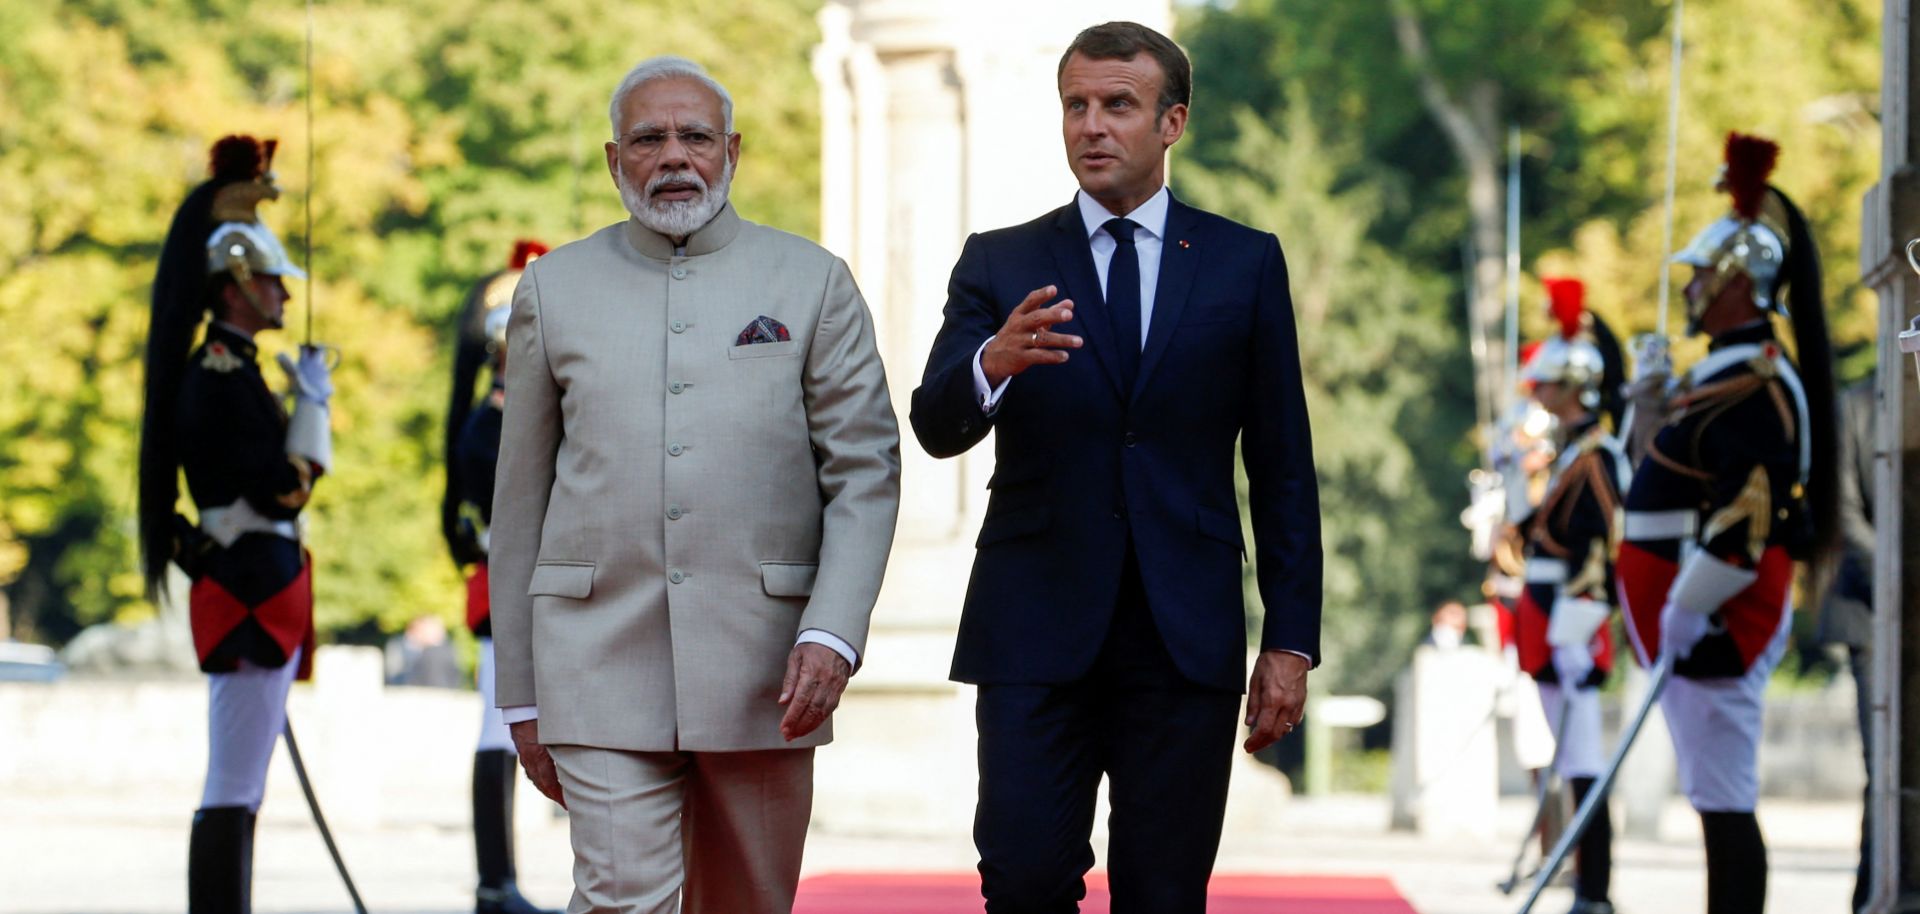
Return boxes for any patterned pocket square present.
[736,315,792,346]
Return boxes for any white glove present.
[1552,643,1594,687]
[1660,602,1712,663]
[277,345,334,403]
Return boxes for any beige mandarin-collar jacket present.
[488,204,901,752]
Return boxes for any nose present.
[655,134,693,171]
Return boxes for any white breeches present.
[1536,681,1607,780]
[201,647,302,811]
[476,637,514,754]
[1659,607,1793,812]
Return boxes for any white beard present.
[618,159,733,239]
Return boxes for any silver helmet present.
[1522,277,1606,409]
[1672,133,1788,333]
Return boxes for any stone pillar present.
[1859,1,1920,907]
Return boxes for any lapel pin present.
[1178,239,1190,249]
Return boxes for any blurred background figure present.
[384,614,461,689]
[139,135,335,913]
[442,239,561,914]
[1819,374,1876,913]
[1422,600,1474,651]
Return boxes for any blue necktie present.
[1104,217,1141,393]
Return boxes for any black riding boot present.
[1566,776,1614,912]
[189,805,255,914]
[1701,810,1768,914]
[474,749,559,914]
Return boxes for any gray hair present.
[608,56,735,139]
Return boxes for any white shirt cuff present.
[1276,649,1312,664]
[971,339,1012,415]
[797,628,860,670]
[500,705,539,724]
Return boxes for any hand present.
[979,285,1081,388]
[1660,602,1712,664]
[1244,650,1309,754]
[1552,643,1594,687]
[276,345,335,402]
[508,720,566,810]
[778,642,852,742]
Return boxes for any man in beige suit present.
[489,56,901,914]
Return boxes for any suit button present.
[669,382,686,394]
[672,267,688,279]
[671,320,687,333]
[669,569,686,584]
[1113,507,1126,520]
[667,505,683,520]
[959,421,973,434]
[668,443,685,456]
[1123,432,1138,447]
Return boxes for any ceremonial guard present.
[1514,278,1629,914]
[138,136,335,912]
[441,240,558,914]
[1617,133,1838,914]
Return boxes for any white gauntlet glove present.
[279,346,335,472]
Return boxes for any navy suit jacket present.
[910,194,1322,692]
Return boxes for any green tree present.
[0,0,824,644]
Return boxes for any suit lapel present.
[1134,195,1200,402]
[1047,202,1125,400]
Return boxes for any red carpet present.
[794,873,1417,913]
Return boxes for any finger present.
[1030,329,1084,350]
[1011,285,1059,315]
[779,649,803,704]
[1244,707,1281,754]
[781,675,822,737]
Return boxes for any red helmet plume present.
[1723,132,1779,221]
[1541,277,1585,341]
[509,239,550,270]
[208,135,267,181]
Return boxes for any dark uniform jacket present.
[1516,417,1628,686]
[454,383,503,635]
[179,323,317,676]
[1619,322,1810,678]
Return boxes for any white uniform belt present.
[200,501,299,548]
[1525,558,1567,584]
[1624,510,1696,542]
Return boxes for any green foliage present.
[1183,105,1468,697]
[0,0,822,642]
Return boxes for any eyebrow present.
[623,120,722,137]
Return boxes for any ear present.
[604,140,620,181]
[1160,102,1188,149]
[727,131,742,169]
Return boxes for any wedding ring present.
[1030,331,1039,346]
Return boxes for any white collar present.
[1076,187,1169,241]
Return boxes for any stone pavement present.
[2,791,1860,913]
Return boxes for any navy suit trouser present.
[973,547,1240,914]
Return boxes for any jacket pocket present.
[760,561,819,597]
[727,340,803,360]
[1195,506,1246,553]
[976,505,1051,548]
[527,561,594,599]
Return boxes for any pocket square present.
[736,315,792,346]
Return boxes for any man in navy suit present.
[909,21,1323,914]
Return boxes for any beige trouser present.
[549,745,815,914]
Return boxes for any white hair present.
[608,56,735,139]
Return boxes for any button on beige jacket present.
[489,204,900,752]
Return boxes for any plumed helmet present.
[1672,133,1789,330]
[1521,277,1606,404]
[203,136,304,283]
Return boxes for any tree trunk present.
[1390,0,1510,430]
